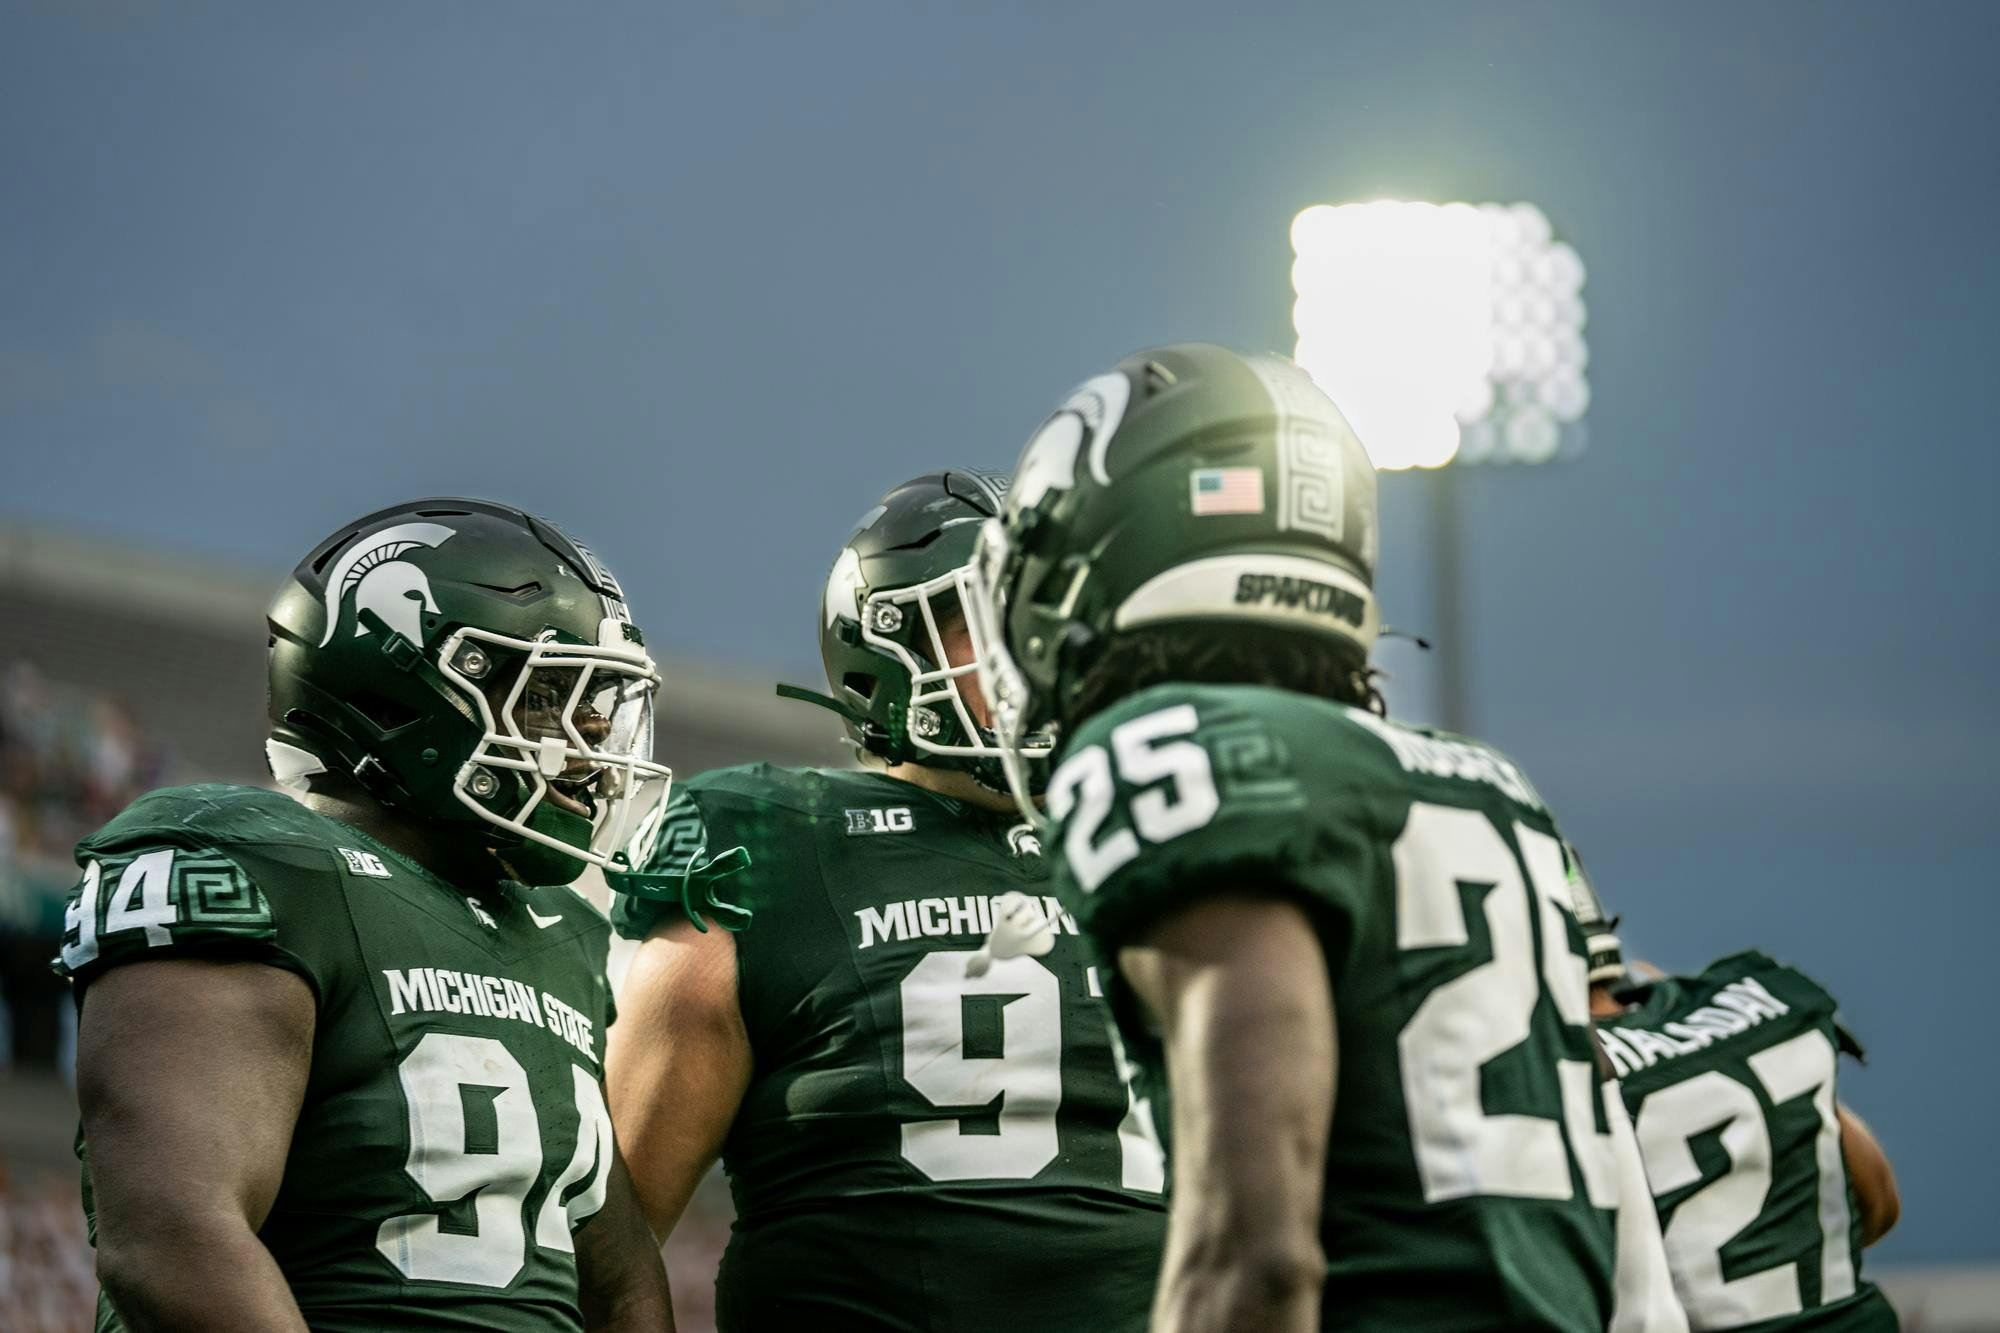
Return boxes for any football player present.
[964,345,1685,1332]
[604,470,1169,1332]
[1572,848,1903,1330]
[55,499,675,1332]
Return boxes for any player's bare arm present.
[1120,894,1334,1333]
[1837,1104,1900,1246]
[606,916,752,1240]
[78,958,314,1333]
[574,1146,676,1331]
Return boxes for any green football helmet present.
[267,498,672,886]
[789,469,1052,792]
[964,344,1381,815]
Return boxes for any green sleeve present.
[51,838,322,1001]
[1052,689,1383,961]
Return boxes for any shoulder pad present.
[688,762,884,818]
[1697,948,1784,982]
[1333,708,1548,811]
[81,784,339,858]
[1696,948,1840,1008]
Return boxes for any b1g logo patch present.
[338,847,392,878]
[845,807,914,836]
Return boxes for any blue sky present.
[4,1,1995,1259]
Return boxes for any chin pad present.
[502,801,596,887]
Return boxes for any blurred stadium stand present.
[0,521,841,1332]
[2,522,1991,1329]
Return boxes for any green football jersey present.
[610,763,1168,1333]
[1047,683,1625,1333]
[53,784,620,1333]
[1600,952,1897,1332]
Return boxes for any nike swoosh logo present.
[526,907,564,929]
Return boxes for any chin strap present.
[776,683,921,763]
[605,843,754,932]
[775,683,870,728]
[1381,625,1433,651]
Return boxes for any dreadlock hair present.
[1063,621,1386,733]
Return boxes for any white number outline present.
[895,948,1165,1192]
[378,1032,543,1287]
[1637,1028,1856,1324]
[106,850,178,946]
[63,852,183,970]
[1749,1031,1856,1307]
[1392,803,1606,1204]
[899,950,1063,1181]
[1113,705,1221,846]
[61,861,104,970]
[1048,705,1219,893]
[1047,748,1135,893]
[378,1032,612,1288]
[534,1065,614,1254]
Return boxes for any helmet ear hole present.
[842,672,878,702]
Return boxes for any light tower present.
[1290,200,1589,731]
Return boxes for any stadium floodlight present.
[1290,200,1588,470]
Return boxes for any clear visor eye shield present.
[438,617,673,869]
[858,559,1053,767]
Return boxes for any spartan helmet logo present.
[824,545,866,629]
[1006,822,1042,859]
[318,521,458,648]
[1011,371,1131,513]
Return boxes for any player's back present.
[1602,953,1897,1332]
[611,763,1167,1333]
[1048,682,1621,1332]
[58,783,620,1333]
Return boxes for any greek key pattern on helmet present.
[1247,355,1346,544]
[541,517,627,603]
[570,539,625,601]
[1276,433,1345,544]
[957,468,1012,515]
